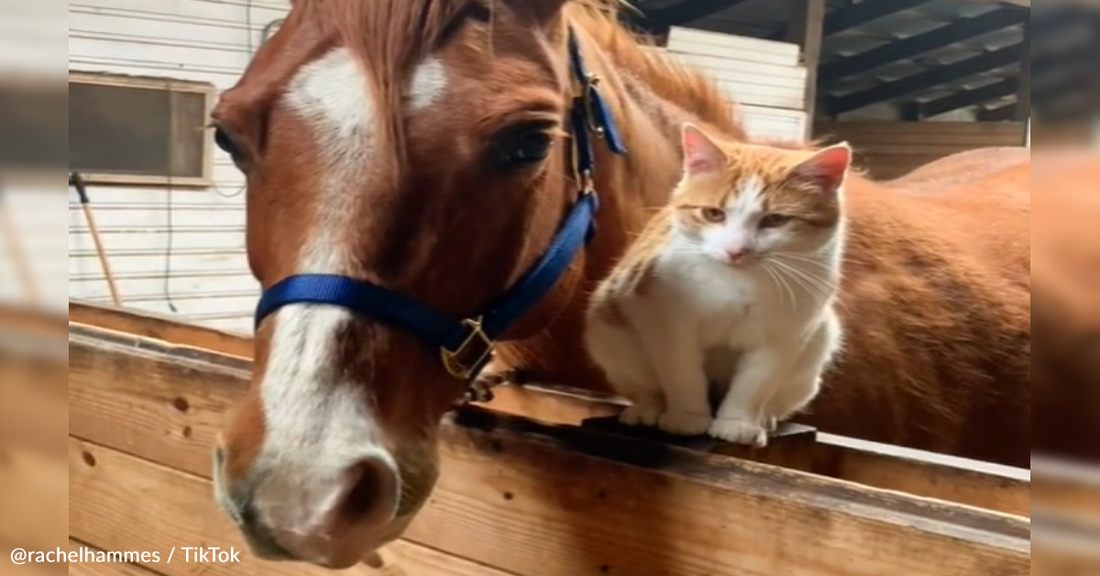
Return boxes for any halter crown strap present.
[254,27,625,394]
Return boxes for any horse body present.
[209,0,1084,566]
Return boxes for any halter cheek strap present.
[253,27,626,401]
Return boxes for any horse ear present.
[681,123,724,176]
[499,0,569,24]
[790,142,853,196]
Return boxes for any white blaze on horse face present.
[244,47,399,557]
[409,57,448,110]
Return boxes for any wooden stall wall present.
[662,26,810,143]
[813,121,1027,180]
[67,0,290,335]
[1030,122,1100,149]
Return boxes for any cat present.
[582,122,851,447]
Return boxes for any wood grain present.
[70,329,1030,576]
[0,444,68,554]
[68,438,518,576]
[69,300,251,359]
[813,121,1026,180]
[68,540,164,576]
[67,312,1031,516]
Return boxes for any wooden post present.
[1013,19,1031,122]
[786,0,827,140]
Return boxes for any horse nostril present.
[338,457,399,526]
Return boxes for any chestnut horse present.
[209,0,1091,567]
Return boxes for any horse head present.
[208,0,720,567]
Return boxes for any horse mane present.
[564,0,747,140]
[298,0,750,173]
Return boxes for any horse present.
[207,0,1085,568]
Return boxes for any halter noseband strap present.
[253,28,626,400]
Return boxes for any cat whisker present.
[771,252,836,270]
[768,258,833,302]
[762,261,796,312]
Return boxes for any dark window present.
[0,79,68,173]
[67,72,215,187]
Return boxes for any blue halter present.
[253,28,626,400]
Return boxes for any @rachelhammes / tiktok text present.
[48,546,243,563]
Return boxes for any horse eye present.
[759,214,793,228]
[214,127,248,167]
[495,127,554,168]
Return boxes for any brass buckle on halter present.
[441,316,495,383]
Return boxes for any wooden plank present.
[785,0,826,138]
[1033,456,1100,518]
[814,120,1026,137]
[67,320,1030,517]
[667,26,802,64]
[68,438,521,576]
[740,104,808,141]
[1015,20,1031,121]
[583,416,1030,518]
[68,540,166,576]
[69,328,1031,576]
[0,302,66,338]
[69,300,252,359]
[0,544,65,576]
[0,444,68,554]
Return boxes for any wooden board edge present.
[68,324,1032,518]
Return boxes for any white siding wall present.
[68,0,289,334]
[1,3,66,315]
[663,26,809,143]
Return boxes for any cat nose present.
[726,248,752,264]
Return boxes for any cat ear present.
[790,142,853,196]
[681,123,724,176]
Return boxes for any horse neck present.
[571,31,727,286]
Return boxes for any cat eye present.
[759,214,794,228]
[699,207,726,223]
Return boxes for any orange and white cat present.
[583,123,851,447]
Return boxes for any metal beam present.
[914,76,1019,118]
[768,0,934,41]
[819,8,1027,86]
[976,47,1093,120]
[824,0,935,36]
[646,0,753,26]
[828,43,1022,115]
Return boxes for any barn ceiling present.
[634,0,1097,122]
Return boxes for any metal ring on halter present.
[439,316,495,382]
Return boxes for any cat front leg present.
[634,314,712,436]
[709,347,782,447]
[762,314,840,423]
[583,312,665,426]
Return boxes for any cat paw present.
[657,411,713,436]
[708,418,769,447]
[764,415,779,432]
[619,404,663,427]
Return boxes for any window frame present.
[68,71,218,189]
